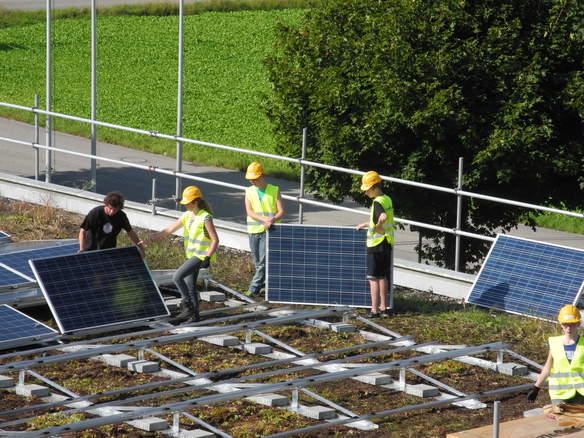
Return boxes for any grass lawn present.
[0,9,305,177]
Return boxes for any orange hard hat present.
[245,162,264,180]
[360,171,382,191]
[180,186,202,205]
[558,305,581,324]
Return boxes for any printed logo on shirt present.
[103,223,113,234]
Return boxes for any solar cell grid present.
[466,235,584,321]
[267,224,375,307]
[30,246,170,333]
[0,243,78,285]
[0,304,57,348]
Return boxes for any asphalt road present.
[0,0,203,10]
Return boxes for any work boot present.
[184,301,200,324]
[171,300,195,324]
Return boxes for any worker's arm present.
[126,229,145,258]
[534,350,553,389]
[204,220,219,257]
[374,212,388,235]
[264,191,285,230]
[146,219,183,244]
[78,228,86,252]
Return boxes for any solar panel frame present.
[0,304,58,350]
[30,246,170,334]
[267,224,391,308]
[466,234,584,321]
[0,242,79,287]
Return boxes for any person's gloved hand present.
[526,385,540,402]
[200,256,210,269]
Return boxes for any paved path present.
[0,0,204,10]
[1,116,583,266]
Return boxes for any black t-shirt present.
[368,201,390,254]
[80,206,132,250]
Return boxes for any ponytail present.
[195,197,213,215]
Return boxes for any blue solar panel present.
[267,224,375,307]
[466,235,584,321]
[0,231,10,243]
[0,264,34,287]
[0,304,57,348]
[0,243,78,285]
[30,246,170,333]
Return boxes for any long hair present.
[194,197,213,215]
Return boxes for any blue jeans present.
[173,256,202,306]
[248,232,266,293]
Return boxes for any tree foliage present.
[264,0,584,270]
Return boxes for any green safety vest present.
[246,184,280,234]
[367,194,395,247]
[548,335,584,402]
[181,209,215,261]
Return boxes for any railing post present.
[175,0,185,208]
[34,94,39,181]
[151,178,157,215]
[298,127,307,224]
[492,400,500,438]
[454,157,463,272]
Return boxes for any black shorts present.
[367,241,392,279]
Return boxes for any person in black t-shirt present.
[79,192,144,256]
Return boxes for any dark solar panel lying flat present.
[466,235,584,321]
[30,246,170,333]
[0,263,34,287]
[267,224,373,307]
[0,243,78,285]
[0,304,57,349]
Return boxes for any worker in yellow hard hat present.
[355,171,395,318]
[145,186,219,324]
[244,161,284,296]
[528,304,584,405]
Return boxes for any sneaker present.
[380,309,391,318]
[244,290,256,297]
[366,312,379,319]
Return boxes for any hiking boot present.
[366,312,379,319]
[171,300,195,324]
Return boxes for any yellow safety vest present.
[181,210,215,261]
[246,184,280,234]
[548,336,584,402]
[367,194,395,247]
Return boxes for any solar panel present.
[30,246,170,333]
[466,234,584,321]
[0,242,79,285]
[0,263,35,287]
[0,304,58,349]
[0,231,10,244]
[267,224,382,308]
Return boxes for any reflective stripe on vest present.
[246,184,279,234]
[181,209,213,261]
[367,194,395,247]
[548,335,584,402]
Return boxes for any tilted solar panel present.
[0,231,10,243]
[0,304,58,349]
[267,224,381,307]
[466,235,584,321]
[30,246,170,333]
[0,243,79,285]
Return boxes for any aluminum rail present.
[1,339,433,428]
[0,100,581,220]
[0,308,347,373]
[0,335,415,420]
[5,342,509,438]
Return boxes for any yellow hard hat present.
[180,186,202,205]
[245,162,264,180]
[360,170,382,191]
[558,304,581,324]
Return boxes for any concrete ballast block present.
[127,360,160,373]
[330,323,357,333]
[524,407,544,417]
[199,291,225,302]
[405,383,440,398]
[103,353,136,368]
[201,335,240,347]
[246,393,289,407]
[178,429,215,438]
[354,373,393,385]
[16,384,50,397]
[244,343,273,354]
[497,362,528,376]
[127,417,168,431]
[298,405,337,420]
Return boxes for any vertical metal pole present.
[90,0,97,191]
[454,157,463,272]
[151,178,157,215]
[175,0,185,206]
[298,127,307,224]
[45,0,52,184]
[492,400,500,438]
[34,94,40,180]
